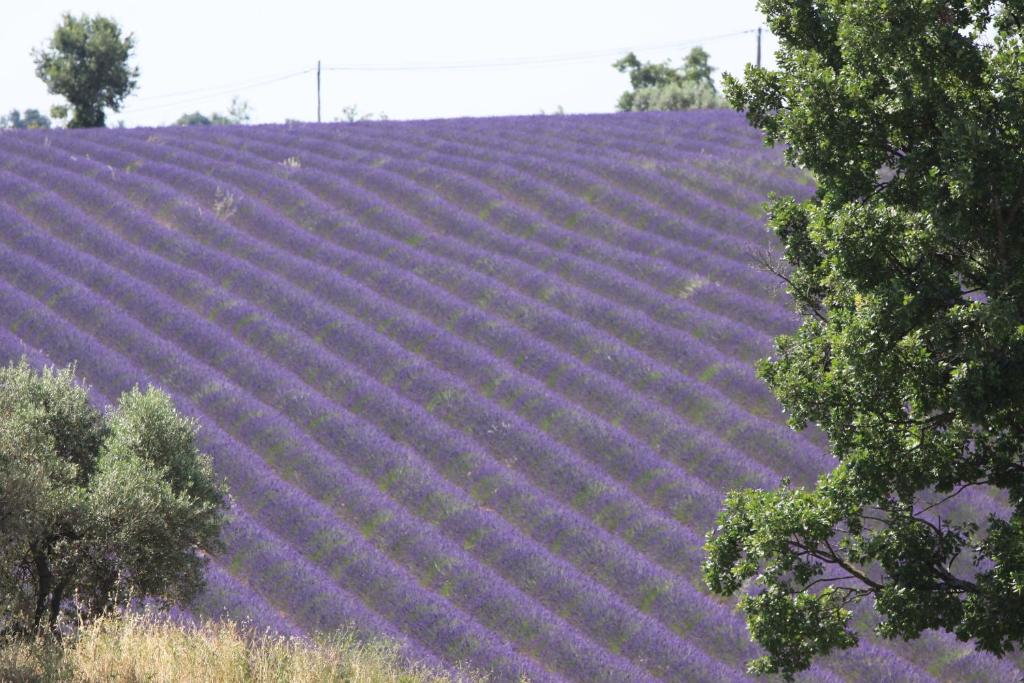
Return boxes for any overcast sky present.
[2,1,778,127]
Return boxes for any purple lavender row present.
[255,123,799,339]
[347,129,802,342]
[147,125,778,368]
[466,111,775,169]
[0,147,716,581]
[0,158,782,679]
[415,111,794,200]
[49,116,1015,679]
[193,559,304,638]
[0,124,962,683]
[24,133,819,518]
[0,240,582,683]
[0,212,948,683]
[0,163,770,679]
[0,145,723,568]
[554,114,814,199]
[94,129,801,468]
[0,327,55,377]
[105,124,779,399]
[506,115,804,209]
[0,286,448,673]
[130,129,823,466]
[25,133,796,509]
[452,112,794,188]
[297,119,774,271]
[411,112,769,168]
[342,118,785,257]
[229,123,794,339]
[414,113,814,215]
[6,140,966,683]
[0,190,750,682]
[165,129,829,473]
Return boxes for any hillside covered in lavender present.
[0,110,1017,681]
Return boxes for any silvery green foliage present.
[614,46,723,111]
[0,359,226,636]
[630,81,722,112]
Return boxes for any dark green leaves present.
[705,0,1024,676]
[32,13,139,128]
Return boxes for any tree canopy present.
[32,13,139,128]
[0,359,227,636]
[175,97,253,126]
[0,109,52,130]
[613,47,721,111]
[703,1,1024,679]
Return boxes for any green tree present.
[0,359,227,637]
[613,46,720,111]
[175,97,253,126]
[335,104,387,123]
[0,109,52,130]
[32,13,139,128]
[703,2,1024,679]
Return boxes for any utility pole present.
[756,27,762,68]
[317,60,322,123]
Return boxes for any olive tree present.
[0,359,227,636]
[32,13,139,128]
[703,1,1024,679]
[613,46,721,111]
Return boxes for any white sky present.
[1,1,778,127]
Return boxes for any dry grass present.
[0,614,479,683]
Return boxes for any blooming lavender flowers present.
[0,110,1013,682]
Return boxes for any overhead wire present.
[113,27,761,118]
[120,68,314,114]
[323,29,757,72]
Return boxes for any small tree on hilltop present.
[703,1,1024,679]
[0,109,52,130]
[32,13,139,128]
[0,359,227,636]
[176,97,254,127]
[613,46,721,111]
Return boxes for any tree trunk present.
[31,546,52,634]
[48,575,71,637]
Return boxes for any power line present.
[323,29,757,73]
[121,68,313,114]
[112,26,765,122]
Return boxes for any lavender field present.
[0,110,1016,682]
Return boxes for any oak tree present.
[32,14,139,128]
[703,1,1024,679]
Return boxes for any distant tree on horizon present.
[175,96,253,126]
[613,46,721,111]
[336,104,388,123]
[0,109,52,130]
[32,13,139,128]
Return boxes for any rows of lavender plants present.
[0,110,1017,682]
